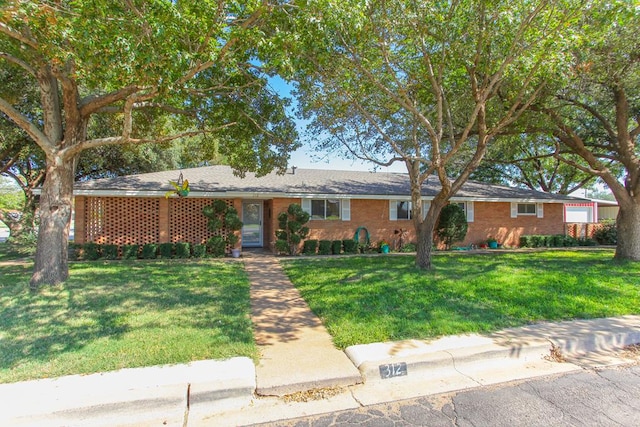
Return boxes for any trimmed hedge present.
[343,239,358,254]
[102,244,119,260]
[175,242,191,258]
[331,240,342,255]
[67,241,205,260]
[142,243,158,259]
[318,240,332,255]
[303,239,318,255]
[159,243,174,259]
[192,244,207,258]
[84,242,101,260]
[121,245,139,260]
[519,234,597,248]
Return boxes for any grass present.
[0,253,256,383]
[282,249,640,349]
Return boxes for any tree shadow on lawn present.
[0,260,253,378]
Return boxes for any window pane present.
[326,199,340,220]
[397,201,411,220]
[517,203,536,214]
[456,202,466,214]
[311,200,325,219]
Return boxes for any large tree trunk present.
[30,156,75,289]
[614,199,640,261]
[415,199,446,270]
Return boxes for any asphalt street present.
[251,365,640,427]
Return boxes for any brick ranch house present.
[72,165,591,252]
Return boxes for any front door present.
[242,201,263,247]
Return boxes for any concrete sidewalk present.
[244,254,362,396]
[0,252,639,426]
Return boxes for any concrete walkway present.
[243,251,361,396]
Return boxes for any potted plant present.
[379,240,390,254]
[487,237,499,249]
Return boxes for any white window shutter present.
[422,201,431,220]
[341,199,351,221]
[466,201,474,223]
[301,199,311,215]
[389,200,397,220]
[510,202,518,218]
[537,203,544,218]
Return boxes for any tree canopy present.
[280,0,583,268]
[0,0,298,287]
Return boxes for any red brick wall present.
[270,199,567,250]
[463,202,565,247]
[75,196,568,249]
[76,196,236,246]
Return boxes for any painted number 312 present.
[379,362,408,379]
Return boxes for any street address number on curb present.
[379,362,408,379]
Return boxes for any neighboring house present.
[72,165,589,251]
[563,199,618,239]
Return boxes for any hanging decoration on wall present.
[165,172,190,198]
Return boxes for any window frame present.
[309,198,342,220]
[517,203,537,216]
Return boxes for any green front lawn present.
[0,256,256,383]
[282,250,640,349]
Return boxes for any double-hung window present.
[311,199,340,220]
[302,199,351,221]
[511,202,544,218]
[390,200,413,220]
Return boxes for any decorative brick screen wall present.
[565,222,603,239]
[78,196,235,246]
[84,197,160,245]
[170,198,231,244]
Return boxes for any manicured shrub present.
[436,204,468,250]
[318,240,332,255]
[331,240,342,255]
[342,239,358,254]
[142,243,158,259]
[121,244,139,260]
[593,220,617,245]
[102,244,119,260]
[175,242,190,258]
[303,239,318,255]
[203,200,243,253]
[275,240,290,255]
[159,243,174,259]
[84,242,101,260]
[192,244,207,258]
[578,237,597,246]
[207,236,226,257]
[69,243,83,261]
[275,204,310,255]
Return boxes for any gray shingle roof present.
[73,165,585,202]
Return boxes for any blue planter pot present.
[488,241,498,249]
[381,244,390,254]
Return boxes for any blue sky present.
[268,76,407,173]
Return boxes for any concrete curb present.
[0,357,256,427]
[346,316,640,384]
